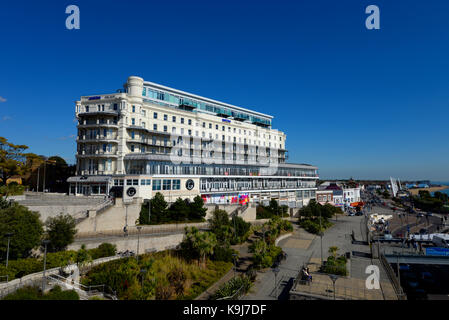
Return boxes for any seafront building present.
[68,76,319,207]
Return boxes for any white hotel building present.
[68,76,318,207]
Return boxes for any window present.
[131,131,135,139]
[188,129,192,135]
[133,179,138,186]
[153,112,158,119]
[131,118,135,125]
[202,122,205,128]
[164,114,168,121]
[164,125,167,132]
[172,116,176,122]
[222,126,225,131]
[152,179,161,190]
[163,179,171,190]
[119,180,124,186]
[153,124,157,131]
[132,105,135,113]
[141,179,146,185]
[209,123,212,129]
[146,179,151,185]
[172,127,176,133]
[188,119,192,125]
[216,124,218,130]
[126,179,132,186]
[141,146,145,153]
[113,103,118,110]
[172,179,180,190]
[114,179,119,186]
[181,128,184,134]
[131,145,135,152]
[181,118,184,124]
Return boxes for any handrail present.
[379,253,406,300]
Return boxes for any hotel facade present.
[68,76,319,207]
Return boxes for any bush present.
[212,275,253,300]
[0,244,115,281]
[88,243,117,260]
[249,239,282,269]
[321,247,348,276]
[1,285,79,300]
[299,218,332,235]
[212,245,238,263]
[299,219,321,234]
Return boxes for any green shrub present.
[88,243,117,260]
[1,285,79,300]
[44,285,79,300]
[212,275,253,300]
[212,245,237,263]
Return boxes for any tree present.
[321,203,335,220]
[180,227,217,267]
[44,214,77,252]
[0,137,30,185]
[149,192,168,223]
[208,209,230,230]
[189,195,207,220]
[168,198,190,222]
[268,199,280,216]
[0,203,43,260]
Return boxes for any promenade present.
[243,211,398,300]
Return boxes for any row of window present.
[152,179,181,191]
[130,112,280,141]
[142,87,272,126]
[82,104,119,113]
[113,179,181,190]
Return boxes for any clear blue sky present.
[1,0,449,181]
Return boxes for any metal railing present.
[47,274,117,300]
[379,253,406,300]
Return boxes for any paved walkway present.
[243,211,398,300]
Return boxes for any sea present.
[431,181,449,196]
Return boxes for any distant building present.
[343,187,361,207]
[316,190,333,205]
[324,183,344,207]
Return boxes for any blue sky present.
[1,0,449,181]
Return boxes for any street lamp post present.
[136,226,142,263]
[41,240,51,293]
[5,232,14,268]
[36,166,40,192]
[273,267,280,299]
[329,274,338,300]
[43,160,47,193]
[319,210,323,265]
[233,212,237,243]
